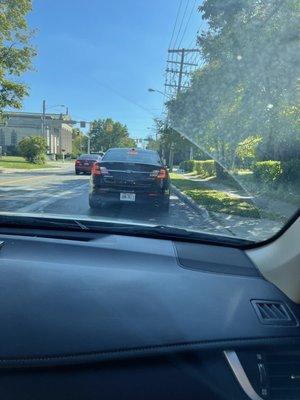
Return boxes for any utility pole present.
[165,48,200,170]
[87,136,91,154]
[165,48,199,94]
[178,49,185,95]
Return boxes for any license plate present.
[120,193,136,202]
[84,162,89,166]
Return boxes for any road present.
[0,164,220,234]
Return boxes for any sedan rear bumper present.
[75,166,93,173]
[90,188,170,207]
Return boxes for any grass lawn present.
[0,156,56,170]
[170,172,260,218]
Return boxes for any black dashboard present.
[0,229,299,399]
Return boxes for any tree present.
[167,0,299,173]
[0,0,36,114]
[89,118,135,152]
[236,136,263,167]
[152,119,206,166]
[146,135,160,152]
[158,123,190,165]
[18,136,47,163]
[72,128,87,156]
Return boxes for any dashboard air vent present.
[251,300,297,326]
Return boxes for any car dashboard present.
[0,229,299,400]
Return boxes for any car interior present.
[0,213,299,400]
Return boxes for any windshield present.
[0,0,299,243]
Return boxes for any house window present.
[11,131,18,146]
[54,128,59,134]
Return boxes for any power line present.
[165,3,207,100]
[164,1,202,104]
[168,0,184,50]
[168,0,185,87]
[177,0,198,48]
[165,48,200,96]
[172,0,191,49]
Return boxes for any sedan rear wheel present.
[89,195,101,209]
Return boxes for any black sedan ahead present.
[89,148,170,212]
[75,154,102,175]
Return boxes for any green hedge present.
[281,160,300,183]
[179,159,216,178]
[253,161,283,185]
[194,160,216,178]
[179,160,195,172]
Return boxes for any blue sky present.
[21,0,203,138]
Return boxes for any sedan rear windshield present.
[102,149,161,165]
[78,155,99,160]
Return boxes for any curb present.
[171,185,239,235]
[0,164,73,174]
[0,168,58,174]
[171,184,210,220]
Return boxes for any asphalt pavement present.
[0,164,222,234]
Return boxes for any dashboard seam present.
[0,336,299,365]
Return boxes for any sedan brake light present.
[91,162,109,176]
[75,160,81,165]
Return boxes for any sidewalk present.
[184,172,253,199]
[171,172,283,241]
[182,172,297,220]
[0,161,73,174]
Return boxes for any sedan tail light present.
[91,162,109,176]
[75,160,81,165]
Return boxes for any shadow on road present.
[88,204,167,224]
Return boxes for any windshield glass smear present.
[0,0,299,243]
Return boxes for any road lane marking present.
[0,175,49,185]
[18,182,89,212]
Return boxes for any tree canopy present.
[0,0,36,114]
[72,128,88,156]
[89,118,135,152]
[167,0,300,169]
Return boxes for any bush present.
[281,160,300,183]
[215,162,230,179]
[194,160,216,178]
[179,159,216,177]
[18,136,48,164]
[179,160,195,172]
[253,161,283,185]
